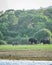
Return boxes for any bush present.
[34,28,51,41]
[0,40,7,45]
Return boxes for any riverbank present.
[0,50,52,60]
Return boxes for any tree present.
[0,31,3,40]
[44,6,52,18]
[46,21,52,32]
[34,29,51,41]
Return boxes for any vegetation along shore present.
[0,45,52,60]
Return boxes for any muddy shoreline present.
[0,50,52,60]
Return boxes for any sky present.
[0,0,52,11]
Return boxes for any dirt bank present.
[0,50,52,60]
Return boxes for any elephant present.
[40,39,50,44]
[29,38,37,44]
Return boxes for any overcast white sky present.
[0,0,52,11]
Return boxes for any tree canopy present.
[0,6,52,44]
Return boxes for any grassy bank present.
[0,44,52,50]
[0,44,52,60]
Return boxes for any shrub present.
[0,40,7,45]
[34,28,51,41]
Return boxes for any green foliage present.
[44,6,52,18]
[46,21,52,32]
[0,6,52,45]
[0,40,7,45]
[34,29,51,41]
[0,31,3,40]
[0,44,52,50]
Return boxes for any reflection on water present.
[0,60,52,65]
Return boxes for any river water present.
[0,60,52,65]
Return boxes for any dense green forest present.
[0,6,52,45]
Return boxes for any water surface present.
[0,60,52,65]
